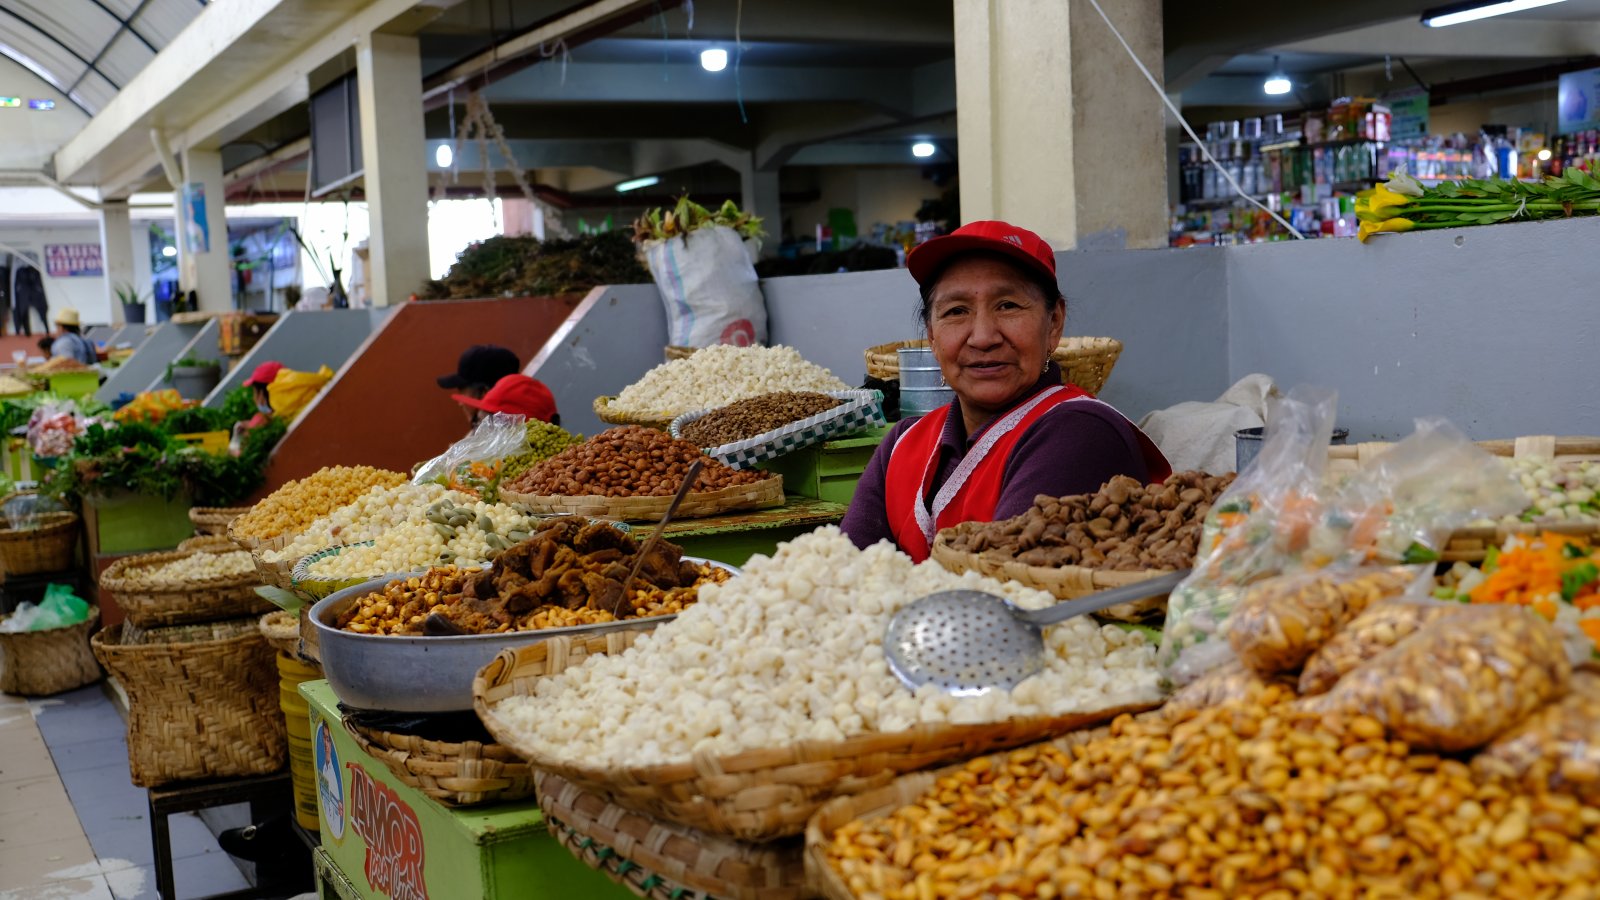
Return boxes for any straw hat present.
[53,307,81,327]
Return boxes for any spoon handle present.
[1017,569,1192,628]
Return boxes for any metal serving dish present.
[309,557,740,713]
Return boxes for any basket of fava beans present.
[670,389,885,470]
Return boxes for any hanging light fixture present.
[700,48,728,72]
[911,142,936,158]
[1263,57,1292,96]
[435,144,453,168]
[1421,0,1567,27]
[615,176,660,193]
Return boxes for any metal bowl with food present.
[310,556,739,712]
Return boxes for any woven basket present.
[664,346,698,362]
[538,771,806,900]
[501,474,784,523]
[189,506,250,536]
[91,620,284,787]
[341,717,535,807]
[475,631,1157,842]
[288,542,380,599]
[592,396,676,432]
[864,337,1124,396]
[0,510,79,577]
[0,608,101,696]
[259,610,301,656]
[99,549,270,628]
[930,521,1174,621]
[178,534,239,553]
[1330,435,1600,562]
[250,533,297,591]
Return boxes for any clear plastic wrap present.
[2,493,65,531]
[1226,566,1421,677]
[1473,669,1600,801]
[1300,605,1570,752]
[1164,660,1296,716]
[411,413,528,486]
[1297,598,1465,695]
[1158,387,1339,685]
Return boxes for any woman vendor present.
[451,373,560,426]
[842,220,1170,561]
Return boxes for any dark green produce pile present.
[755,244,899,278]
[419,231,649,300]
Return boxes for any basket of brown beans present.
[931,471,1235,620]
[498,425,785,521]
[669,389,886,470]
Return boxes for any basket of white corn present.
[598,345,852,429]
[100,548,269,628]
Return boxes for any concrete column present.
[953,0,1167,250]
[98,200,137,326]
[356,31,430,306]
[179,147,232,311]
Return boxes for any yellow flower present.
[1361,184,1413,219]
[1358,217,1416,243]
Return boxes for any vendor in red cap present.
[240,361,285,430]
[452,373,559,427]
[841,221,1171,561]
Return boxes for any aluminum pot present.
[896,347,944,389]
[310,557,740,712]
[900,385,955,418]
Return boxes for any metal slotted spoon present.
[884,569,1191,696]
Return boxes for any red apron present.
[884,385,1172,562]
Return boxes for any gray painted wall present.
[96,322,203,402]
[764,268,924,384]
[527,285,667,438]
[204,309,392,407]
[140,319,225,394]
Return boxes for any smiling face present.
[925,255,1064,434]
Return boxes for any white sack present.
[643,225,767,348]
[1137,373,1279,474]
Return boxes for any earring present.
[1041,360,1049,374]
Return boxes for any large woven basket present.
[664,345,697,362]
[189,506,250,536]
[0,510,79,577]
[475,631,1156,842]
[91,620,285,787]
[930,521,1175,621]
[178,534,239,553]
[0,607,101,696]
[259,610,302,656]
[341,717,535,807]
[864,337,1123,395]
[538,771,806,900]
[249,533,297,591]
[593,396,675,431]
[501,474,784,523]
[99,549,270,628]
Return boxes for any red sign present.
[348,764,429,900]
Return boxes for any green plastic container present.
[85,490,193,555]
[47,371,98,400]
[757,425,888,506]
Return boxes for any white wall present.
[0,59,89,170]
[0,223,153,326]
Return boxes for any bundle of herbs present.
[418,230,648,300]
[43,414,286,507]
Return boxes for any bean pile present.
[232,466,407,543]
[826,682,1600,900]
[503,425,766,498]
[500,421,585,482]
[946,471,1235,571]
[680,391,842,448]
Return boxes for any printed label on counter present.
[349,765,429,900]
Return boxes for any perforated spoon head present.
[882,590,1046,696]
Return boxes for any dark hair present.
[917,250,1065,326]
[62,323,81,334]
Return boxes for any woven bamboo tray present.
[341,716,535,807]
[92,620,285,787]
[250,533,297,591]
[178,534,239,553]
[500,474,784,523]
[538,771,807,900]
[930,521,1174,621]
[0,510,78,577]
[864,337,1123,395]
[664,345,697,362]
[289,542,379,600]
[1329,434,1600,562]
[594,396,675,431]
[0,607,101,696]
[99,549,270,628]
[189,506,250,536]
[475,631,1157,842]
[259,610,301,656]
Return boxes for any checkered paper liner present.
[670,390,886,470]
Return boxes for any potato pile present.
[232,466,407,543]
[609,345,848,420]
[503,425,767,498]
[946,471,1234,571]
[680,391,842,448]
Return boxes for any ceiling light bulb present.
[435,144,453,168]
[701,48,728,72]
[911,142,936,158]
[1421,0,1567,27]
[162,246,177,257]
[1264,57,1292,96]
[615,176,661,193]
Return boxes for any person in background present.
[436,345,521,401]
[240,361,284,429]
[48,308,98,366]
[451,373,559,427]
[12,264,47,337]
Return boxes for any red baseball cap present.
[906,220,1058,288]
[452,374,557,423]
[244,361,284,387]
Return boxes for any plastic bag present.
[1299,605,1569,752]
[1164,660,1296,716]
[1297,598,1465,695]
[1158,386,1339,685]
[266,365,334,422]
[0,584,90,632]
[3,493,65,531]
[1304,418,1525,568]
[1473,669,1600,801]
[412,413,528,486]
[1226,566,1421,677]
[642,226,767,347]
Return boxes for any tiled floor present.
[0,684,253,899]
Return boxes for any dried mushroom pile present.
[503,425,767,498]
[947,471,1234,570]
[680,391,841,448]
[336,517,725,635]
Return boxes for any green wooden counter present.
[662,495,848,566]
[301,680,633,900]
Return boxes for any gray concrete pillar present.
[356,31,431,306]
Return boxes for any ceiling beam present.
[1277,18,1600,59]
